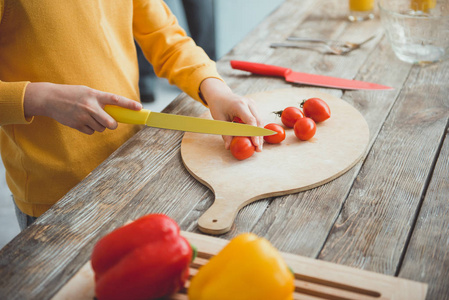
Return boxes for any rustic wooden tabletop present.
[1,0,448,299]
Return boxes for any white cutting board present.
[181,88,369,235]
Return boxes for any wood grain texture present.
[396,64,449,298]
[318,60,449,278]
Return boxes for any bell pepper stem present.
[191,243,197,263]
[288,266,295,276]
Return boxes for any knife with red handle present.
[230,60,392,90]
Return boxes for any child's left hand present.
[199,78,264,152]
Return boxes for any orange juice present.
[410,0,436,11]
[349,0,375,11]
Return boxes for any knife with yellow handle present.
[104,105,275,136]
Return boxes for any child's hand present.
[199,78,264,151]
[24,82,142,135]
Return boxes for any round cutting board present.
[181,88,369,235]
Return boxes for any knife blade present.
[230,60,393,90]
[104,105,275,136]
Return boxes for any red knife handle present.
[230,60,289,77]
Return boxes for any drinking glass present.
[379,0,449,64]
[349,0,375,21]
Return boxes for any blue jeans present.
[12,197,37,231]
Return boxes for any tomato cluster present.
[229,97,331,160]
[276,97,330,141]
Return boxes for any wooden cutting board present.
[181,88,370,235]
[52,231,427,300]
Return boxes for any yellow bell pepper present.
[188,233,294,300]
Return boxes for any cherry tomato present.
[301,98,331,123]
[275,107,304,128]
[263,123,285,144]
[230,136,255,160]
[294,117,316,141]
[232,117,244,123]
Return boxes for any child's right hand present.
[24,82,142,135]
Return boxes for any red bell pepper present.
[91,214,193,300]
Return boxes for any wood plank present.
[399,120,449,298]
[317,58,449,292]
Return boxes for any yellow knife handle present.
[104,105,151,125]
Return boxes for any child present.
[0,0,263,229]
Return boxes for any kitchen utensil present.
[230,60,393,90]
[181,88,370,235]
[53,231,427,300]
[270,42,345,55]
[272,35,376,55]
[104,105,275,136]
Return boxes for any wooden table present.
[1,0,448,298]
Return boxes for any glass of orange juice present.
[348,0,375,21]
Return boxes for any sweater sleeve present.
[0,80,32,126]
[132,0,223,106]
[0,1,33,125]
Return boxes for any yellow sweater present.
[0,0,221,217]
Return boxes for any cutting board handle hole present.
[212,219,217,223]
